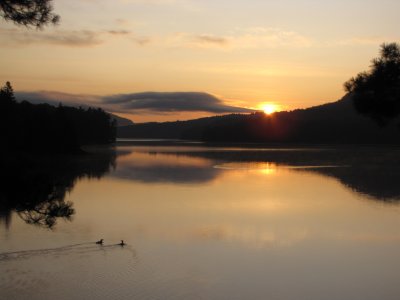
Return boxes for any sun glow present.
[260,103,279,115]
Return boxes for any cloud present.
[132,36,151,46]
[0,26,310,49]
[193,35,229,46]
[334,37,397,46]
[164,27,313,49]
[0,28,141,47]
[0,28,103,47]
[15,91,254,114]
[115,18,129,25]
[16,91,101,107]
[103,92,254,113]
[107,30,131,35]
[233,27,313,48]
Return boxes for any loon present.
[96,239,104,245]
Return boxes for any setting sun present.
[260,103,279,115]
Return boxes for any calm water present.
[2,144,400,300]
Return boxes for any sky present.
[1,0,400,122]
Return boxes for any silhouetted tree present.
[0,81,17,149]
[0,0,59,28]
[344,43,400,125]
[0,81,116,153]
[0,81,15,102]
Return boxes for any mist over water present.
[1,144,400,300]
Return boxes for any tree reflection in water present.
[17,199,75,229]
[0,147,116,229]
[2,144,399,230]
[116,145,400,203]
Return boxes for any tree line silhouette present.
[0,82,116,153]
[118,96,400,144]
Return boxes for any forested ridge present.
[0,82,116,153]
[118,95,400,144]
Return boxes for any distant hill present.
[118,114,246,140]
[111,114,134,127]
[118,95,400,144]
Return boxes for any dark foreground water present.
[1,143,400,300]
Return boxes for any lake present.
[1,142,400,300]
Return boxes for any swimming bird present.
[96,239,104,245]
[118,240,126,246]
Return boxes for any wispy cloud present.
[15,91,254,114]
[16,91,100,107]
[149,29,393,50]
[0,26,311,49]
[163,27,313,50]
[0,28,142,47]
[333,36,399,46]
[193,34,229,46]
[132,36,152,46]
[233,27,314,48]
[107,30,131,35]
[0,28,103,47]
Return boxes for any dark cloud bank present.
[103,92,253,113]
[16,91,253,115]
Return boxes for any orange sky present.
[1,0,399,122]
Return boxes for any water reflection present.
[3,145,400,300]
[115,146,400,202]
[298,166,400,202]
[0,148,116,229]
[113,151,221,184]
[2,145,400,231]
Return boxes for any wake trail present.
[0,243,136,262]
[0,242,99,261]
